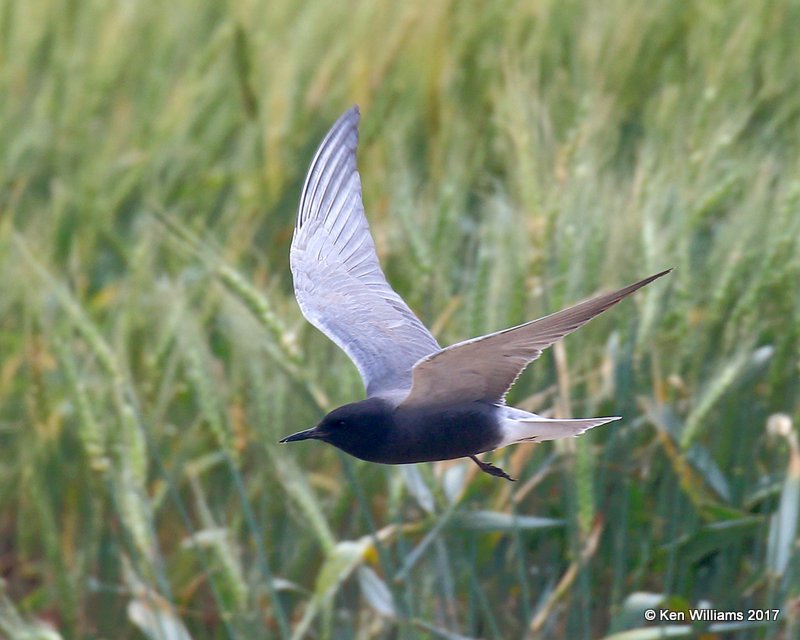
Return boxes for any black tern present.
[280,106,670,481]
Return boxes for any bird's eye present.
[337,419,346,427]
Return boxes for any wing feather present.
[290,107,440,398]
[400,270,671,407]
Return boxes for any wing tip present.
[650,267,673,281]
[346,103,360,119]
[336,104,361,131]
[618,267,673,297]
[294,105,363,232]
[635,267,673,288]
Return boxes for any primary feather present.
[291,107,440,399]
[400,270,671,408]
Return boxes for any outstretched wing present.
[400,270,671,407]
[291,106,440,398]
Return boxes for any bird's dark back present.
[382,402,501,464]
[322,398,501,465]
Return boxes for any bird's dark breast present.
[369,402,502,465]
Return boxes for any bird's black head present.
[279,398,393,462]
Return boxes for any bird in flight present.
[280,106,670,481]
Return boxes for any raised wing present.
[400,270,671,407]
[291,106,440,398]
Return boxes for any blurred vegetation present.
[1,0,799,638]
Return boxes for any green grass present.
[1,0,800,638]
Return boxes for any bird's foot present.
[469,455,516,482]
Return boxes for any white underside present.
[496,405,620,448]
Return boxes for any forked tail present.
[498,412,619,447]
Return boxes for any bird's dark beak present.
[279,427,320,443]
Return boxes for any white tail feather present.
[498,413,619,448]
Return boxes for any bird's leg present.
[469,455,516,482]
